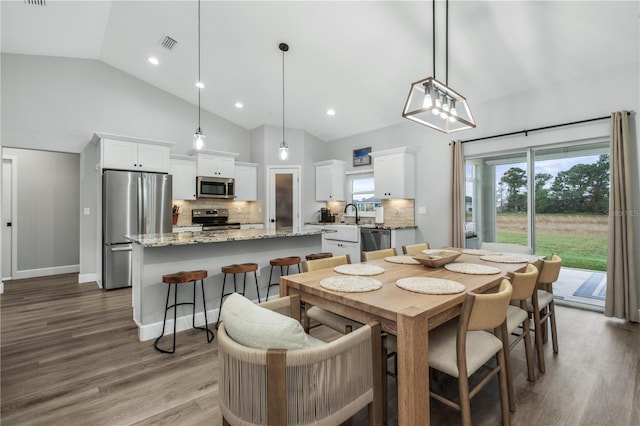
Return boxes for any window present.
[347,172,380,216]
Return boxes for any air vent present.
[24,0,46,5]
[160,35,178,50]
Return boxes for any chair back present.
[402,243,430,255]
[361,248,397,261]
[465,279,513,331]
[538,253,562,284]
[509,264,539,301]
[302,254,351,272]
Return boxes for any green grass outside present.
[497,231,607,271]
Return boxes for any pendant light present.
[192,0,205,150]
[278,42,289,161]
[402,0,476,133]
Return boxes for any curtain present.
[605,111,638,322]
[450,140,465,248]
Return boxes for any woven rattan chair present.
[504,264,539,411]
[429,279,513,426]
[361,248,397,261]
[218,295,383,425]
[401,242,430,255]
[527,253,562,373]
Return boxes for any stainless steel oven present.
[196,176,235,199]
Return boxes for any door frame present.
[265,165,301,229]
[2,155,18,286]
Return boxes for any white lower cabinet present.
[322,239,361,263]
[240,223,264,230]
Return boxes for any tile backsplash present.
[325,199,415,227]
[172,200,264,226]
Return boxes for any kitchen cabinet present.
[102,138,171,173]
[234,162,258,201]
[323,239,361,263]
[370,147,418,199]
[315,160,345,201]
[194,152,238,177]
[170,155,197,200]
[321,224,360,262]
[391,228,416,252]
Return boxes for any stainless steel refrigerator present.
[102,170,172,290]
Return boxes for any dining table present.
[279,249,539,425]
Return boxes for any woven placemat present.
[444,263,502,275]
[462,249,494,256]
[320,276,383,292]
[480,255,529,264]
[396,277,465,295]
[384,255,421,265]
[334,264,385,276]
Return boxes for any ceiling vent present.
[24,0,46,5]
[160,35,178,50]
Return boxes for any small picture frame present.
[353,147,372,166]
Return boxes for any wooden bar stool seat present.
[154,270,214,354]
[266,256,301,301]
[215,263,259,328]
[305,252,333,261]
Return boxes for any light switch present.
[83,207,91,216]
[419,207,427,215]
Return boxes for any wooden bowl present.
[412,250,462,268]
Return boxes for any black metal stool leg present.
[215,273,229,329]
[199,279,214,342]
[154,282,175,354]
[171,283,178,353]
[266,265,275,301]
[254,270,260,303]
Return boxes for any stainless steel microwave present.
[196,176,235,199]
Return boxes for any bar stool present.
[305,252,333,261]
[215,263,259,328]
[154,270,214,354]
[266,256,301,301]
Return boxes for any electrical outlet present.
[419,207,427,215]
[83,207,91,215]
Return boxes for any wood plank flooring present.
[2,273,639,425]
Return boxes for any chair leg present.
[549,300,559,353]
[523,318,536,382]
[503,328,515,412]
[199,279,214,343]
[532,308,546,373]
[458,374,472,426]
[154,283,175,354]
[498,349,511,426]
[253,271,260,303]
[215,274,228,329]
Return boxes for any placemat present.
[320,276,383,292]
[480,255,529,264]
[444,263,502,275]
[384,255,421,265]
[396,277,465,295]
[462,249,494,256]
[334,264,385,276]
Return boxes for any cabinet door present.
[374,155,392,198]
[374,153,414,199]
[235,165,257,201]
[170,159,197,200]
[321,239,361,263]
[137,143,170,173]
[315,164,344,201]
[217,156,235,177]
[197,155,235,177]
[102,139,138,170]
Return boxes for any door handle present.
[111,246,133,252]
[270,219,275,223]
[6,222,11,227]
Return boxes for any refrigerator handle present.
[111,246,133,252]
[138,176,144,234]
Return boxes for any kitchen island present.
[127,227,324,341]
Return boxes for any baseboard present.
[138,308,221,342]
[78,273,99,285]
[13,264,80,280]
[0,281,4,294]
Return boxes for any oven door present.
[197,177,234,199]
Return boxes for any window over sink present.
[348,172,380,217]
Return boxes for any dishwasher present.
[360,228,391,252]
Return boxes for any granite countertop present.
[305,222,417,230]
[126,227,328,248]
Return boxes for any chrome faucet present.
[344,203,359,224]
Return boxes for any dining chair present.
[527,253,562,373]
[401,242,430,255]
[504,264,539,411]
[361,248,397,261]
[429,279,513,426]
[218,294,383,425]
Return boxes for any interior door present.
[2,158,14,279]
[267,167,300,229]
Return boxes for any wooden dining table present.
[280,250,535,425]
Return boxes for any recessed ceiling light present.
[148,57,159,65]
[235,102,244,109]
[195,81,204,89]
[327,109,336,116]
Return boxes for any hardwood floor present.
[2,273,639,425]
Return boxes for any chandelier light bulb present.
[193,129,205,150]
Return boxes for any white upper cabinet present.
[315,160,345,201]
[100,135,172,173]
[193,151,239,178]
[170,156,197,200]
[370,147,418,199]
[234,162,258,201]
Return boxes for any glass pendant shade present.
[402,77,475,133]
[279,140,289,161]
[193,128,205,150]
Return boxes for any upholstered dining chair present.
[527,253,562,373]
[429,279,513,426]
[218,294,383,425]
[361,248,397,261]
[504,264,539,411]
[401,242,430,255]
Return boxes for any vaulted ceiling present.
[2,1,638,141]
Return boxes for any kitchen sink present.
[321,224,359,242]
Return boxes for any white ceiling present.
[2,1,638,141]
